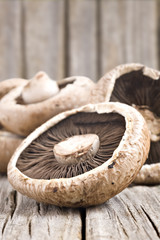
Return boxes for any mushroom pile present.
[3,64,159,207]
[93,63,160,184]
[0,72,95,137]
[8,102,149,207]
[0,72,95,172]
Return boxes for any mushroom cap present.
[0,128,22,173]
[0,78,27,99]
[94,63,160,184]
[134,163,160,185]
[0,78,27,172]
[0,74,95,137]
[8,102,150,207]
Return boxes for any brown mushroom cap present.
[0,127,23,173]
[0,73,95,137]
[94,63,160,184]
[8,102,150,207]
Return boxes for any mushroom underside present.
[110,69,160,164]
[17,112,126,179]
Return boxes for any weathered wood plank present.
[0,175,81,240]
[99,0,158,77]
[68,0,98,81]
[86,185,160,240]
[0,0,22,81]
[23,0,65,80]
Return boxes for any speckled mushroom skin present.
[8,102,150,207]
[92,63,160,185]
[0,130,22,173]
[0,76,95,137]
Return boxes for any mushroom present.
[8,102,150,207]
[21,71,59,104]
[0,72,95,137]
[0,127,23,173]
[0,77,27,173]
[0,77,27,99]
[93,63,160,184]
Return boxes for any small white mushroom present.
[21,71,59,104]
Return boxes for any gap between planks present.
[0,175,82,240]
[1,174,160,240]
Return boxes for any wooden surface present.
[0,0,160,239]
[0,174,81,240]
[1,174,160,240]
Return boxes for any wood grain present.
[23,0,65,80]
[0,175,81,240]
[0,0,22,81]
[99,0,158,78]
[68,0,98,81]
[1,173,160,240]
[86,185,160,240]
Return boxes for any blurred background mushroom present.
[8,102,150,207]
[0,72,95,137]
[93,63,160,184]
[0,128,23,173]
[0,71,95,172]
[0,78,26,173]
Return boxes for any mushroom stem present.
[133,104,160,142]
[53,134,100,165]
[21,71,59,104]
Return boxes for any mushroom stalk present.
[21,71,59,104]
[53,134,100,165]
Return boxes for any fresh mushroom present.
[0,77,27,99]
[8,102,150,207]
[0,127,23,173]
[93,63,160,184]
[21,71,59,104]
[0,72,95,137]
[0,78,27,173]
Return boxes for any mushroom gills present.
[110,69,160,164]
[17,112,126,179]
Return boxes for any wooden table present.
[0,174,160,239]
[0,0,160,239]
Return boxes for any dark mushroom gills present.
[110,69,160,165]
[17,112,125,179]
[97,64,160,166]
[94,63,160,184]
